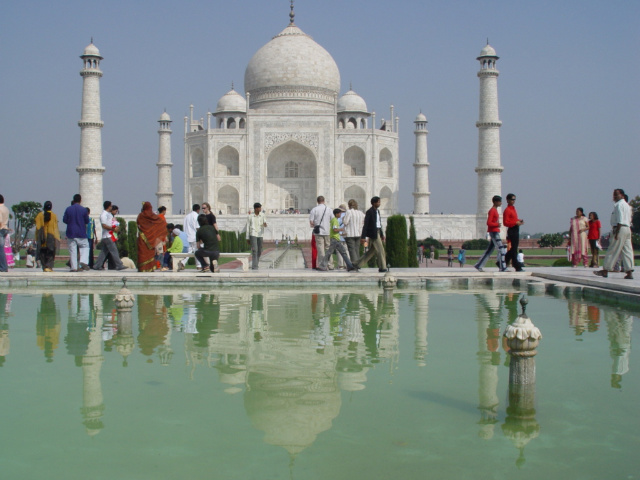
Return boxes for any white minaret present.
[412,112,430,214]
[156,111,173,213]
[475,43,504,234]
[77,40,105,216]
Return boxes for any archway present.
[379,186,393,214]
[379,148,393,178]
[344,185,366,212]
[267,141,317,212]
[217,146,239,176]
[191,148,204,178]
[343,146,366,176]
[218,185,239,214]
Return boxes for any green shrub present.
[552,258,571,267]
[116,217,128,258]
[407,216,419,268]
[127,221,138,265]
[420,237,444,250]
[385,214,408,268]
[462,238,490,250]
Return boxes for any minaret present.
[77,40,105,216]
[475,43,504,233]
[412,112,430,214]
[156,111,173,213]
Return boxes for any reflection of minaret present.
[413,291,429,366]
[475,42,504,236]
[0,294,12,367]
[475,294,502,439]
[80,295,105,436]
[77,40,105,217]
[606,311,633,389]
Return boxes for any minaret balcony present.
[475,121,502,128]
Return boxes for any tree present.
[537,233,564,254]
[629,195,640,235]
[385,214,408,268]
[407,216,419,267]
[11,201,42,250]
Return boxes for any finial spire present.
[91,36,94,44]
[289,0,295,25]
[349,81,352,91]
[231,81,234,90]
[486,37,490,45]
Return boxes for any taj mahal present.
[77,4,504,241]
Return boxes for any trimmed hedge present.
[420,237,444,250]
[127,221,138,265]
[408,216,419,268]
[385,214,408,268]
[462,238,490,250]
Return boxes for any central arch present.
[267,141,317,212]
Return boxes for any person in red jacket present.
[503,193,525,271]
[475,195,507,272]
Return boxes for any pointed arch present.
[218,185,239,214]
[379,148,393,178]
[267,141,317,212]
[217,146,239,176]
[191,148,204,178]
[343,146,366,176]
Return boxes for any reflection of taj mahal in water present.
[1,288,636,470]
[76,3,506,240]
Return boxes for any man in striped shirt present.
[342,199,365,265]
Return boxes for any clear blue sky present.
[1,0,638,234]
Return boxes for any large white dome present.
[244,24,340,111]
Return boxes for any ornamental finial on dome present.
[289,0,295,25]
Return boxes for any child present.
[319,208,358,272]
[516,249,525,268]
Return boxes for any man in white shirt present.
[182,204,200,270]
[309,196,332,270]
[93,201,126,271]
[342,199,365,265]
[246,202,267,270]
[0,194,10,272]
[595,188,634,279]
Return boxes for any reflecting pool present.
[0,286,638,479]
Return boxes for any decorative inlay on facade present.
[264,132,319,154]
[251,86,335,105]
[342,143,367,152]
[216,142,241,151]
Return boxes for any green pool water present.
[0,286,637,480]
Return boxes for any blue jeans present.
[0,229,8,272]
[68,237,89,270]
[475,232,507,270]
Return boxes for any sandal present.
[624,272,634,280]
[593,270,608,278]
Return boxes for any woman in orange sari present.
[137,202,167,272]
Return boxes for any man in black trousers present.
[355,196,387,272]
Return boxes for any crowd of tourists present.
[0,188,634,280]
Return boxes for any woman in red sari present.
[137,202,167,272]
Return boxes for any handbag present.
[312,206,327,235]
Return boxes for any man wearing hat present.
[246,202,267,270]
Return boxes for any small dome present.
[215,89,247,113]
[479,44,497,57]
[337,90,368,113]
[160,111,171,121]
[82,42,102,58]
[415,112,427,122]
